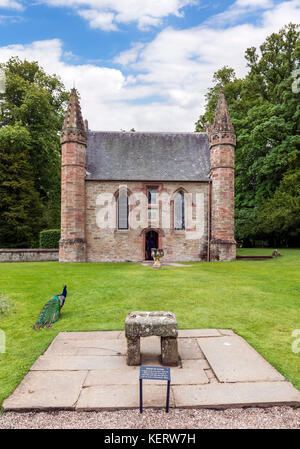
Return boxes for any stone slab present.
[85,368,140,386]
[76,385,175,410]
[198,336,285,383]
[139,337,163,365]
[31,355,127,371]
[84,367,209,386]
[178,338,204,359]
[173,382,300,408]
[3,371,87,411]
[219,329,236,336]
[141,336,161,357]
[125,311,178,338]
[181,359,210,370]
[141,354,162,366]
[178,329,222,338]
[161,336,178,366]
[56,331,122,340]
[5,330,298,412]
[171,368,209,385]
[47,339,126,356]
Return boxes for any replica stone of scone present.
[125,311,178,338]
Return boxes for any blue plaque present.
[139,366,171,414]
[140,366,170,381]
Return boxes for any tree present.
[0,124,42,247]
[195,23,300,246]
[0,57,69,246]
[256,170,300,247]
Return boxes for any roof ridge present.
[87,131,208,135]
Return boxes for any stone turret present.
[59,88,87,262]
[208,89,236,261]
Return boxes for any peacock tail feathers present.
[33,286,67,330]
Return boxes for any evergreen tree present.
[0,57,69,246]
[0,124,42,247]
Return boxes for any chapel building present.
[59,89,236,263]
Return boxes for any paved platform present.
[3,330,300,411]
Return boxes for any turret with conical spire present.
[59,88,87,263]
[61,88,86,145]
[211,89,235,133]
[208,89,236,261]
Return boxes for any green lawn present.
[0,248,300,408]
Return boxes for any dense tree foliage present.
[0,58,68,247]
[196,24,300,247]
[0,124,42,247]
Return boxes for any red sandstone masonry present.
[208,90,236,261]
[59,89,87,263]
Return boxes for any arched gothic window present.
[118,190,129,230]
[174,191,185,230]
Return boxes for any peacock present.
[33,286,67,329]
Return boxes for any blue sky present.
[0,0,299,131]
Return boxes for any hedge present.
[39,229,60,249]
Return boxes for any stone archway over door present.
[145,230,158,260]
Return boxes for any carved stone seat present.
[125,311,178,366]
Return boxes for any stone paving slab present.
[76,385,175,410]
[178,338,205,359]
[140,353,182,368]
[85,368,141,386]
[84,367,209,386]
[47,339,127,356]
[4,329,300,411]
[219,329,236,336]
[181,359,210,370]
[140,336,161,357]
[198,336,285,383]
[31,355,127,371]
[178,329,222,338]
[173,382,300,408]
[3,371,87,411]
[56,331,123,340]
[171,369,209,385]
[141,354,162,366]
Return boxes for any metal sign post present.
[139,366,171,413]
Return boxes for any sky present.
[0,0,299,131]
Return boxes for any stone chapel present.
[59,89,236,263]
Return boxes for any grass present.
[0,248,300,407]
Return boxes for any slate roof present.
[85,131,210,182]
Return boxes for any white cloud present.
[41,0,195,30]
[262,0,300,28]
[0,1,299,132]
[0,0,23,10]
[206,0,275,25]
[78,9,117,30]
[114,43,145,66]
[236,0,273,7]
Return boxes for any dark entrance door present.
[145,230,158,260]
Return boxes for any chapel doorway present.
[145,230,158,260]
